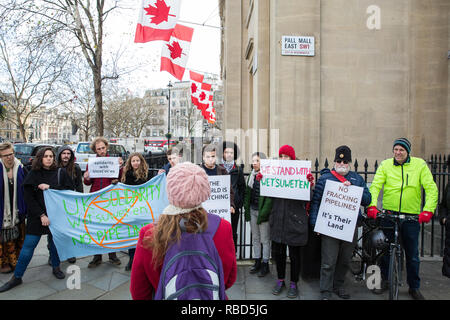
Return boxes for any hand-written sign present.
[259,159,311,201]
[202,175,231,223]
[314,180,363,242]
[43,174,169,261]
[88,157,119,178]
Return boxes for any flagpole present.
[177,19,223,30]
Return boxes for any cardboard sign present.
[259,159,311,201]
[202,175,231,222]
[88,157,120,178]
[314,180,363,242]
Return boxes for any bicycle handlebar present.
[375,209,419,222]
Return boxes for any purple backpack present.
[154,213,227,300]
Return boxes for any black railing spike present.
[364,159,369,170]
[314,158,319,170]
[374,160,378,171]
[324,158,329,168]
[354,159,358,171]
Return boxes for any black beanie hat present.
[334,145,352,162]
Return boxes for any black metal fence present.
[235,155,449,260]
[143,153,449,260]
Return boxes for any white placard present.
[202,175,231,223]
[313,180,363,242]
[87,157,120,178]
[259,159,311,201]
[281,36,315,56]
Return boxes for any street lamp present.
[28,124,34,143]
[166,80,173,149]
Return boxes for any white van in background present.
[75,142,129,172]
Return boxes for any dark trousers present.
[231,208,241,252]
[272,241,301,283]
[319,234,355,292]
[379,218,421,289]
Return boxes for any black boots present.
[249,259,261,274]
[52,267,65,279]
[0,276,22,293]
[249,259,270,277]
[258,262,270,277]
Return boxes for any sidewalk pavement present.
[0,236,448,300]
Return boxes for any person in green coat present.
[244,152,273,277]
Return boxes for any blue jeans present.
[14,234,60,279]
[379,218,421,289]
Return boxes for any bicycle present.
[350,215,383,280]
[375,210,418,300]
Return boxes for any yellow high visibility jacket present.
[369,157,438,214]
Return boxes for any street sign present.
[281,36,315,56]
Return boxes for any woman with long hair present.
[121,152,149,270]
[0,147,73,292]
[130,162,237,300]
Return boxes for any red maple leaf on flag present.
[199,91,206,101]
[191,83,198,94]
[166,41,183,60]
[144,0,176,25]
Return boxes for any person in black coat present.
[438,160,450,278]
[221,141,246,252]
[0,147,73,293]
[121,152,150,271]
[270,145,312,299]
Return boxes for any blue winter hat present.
[393,138,411,154]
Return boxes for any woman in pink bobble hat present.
[130,162,237,300]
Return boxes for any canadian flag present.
[202,94,216,124]
[160,24,194,80]
[190,72,211,108]
[134,0,181,43]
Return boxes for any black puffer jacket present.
[269,197,310,247]
[439,183,450,278]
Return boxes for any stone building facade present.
[219,0,449,166]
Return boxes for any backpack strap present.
[205,213,221,237]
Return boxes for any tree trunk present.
[93,70,103,137]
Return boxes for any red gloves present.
[307,173,315,187]
[367,206,378,219]
[419,211,433,224]
[256,172,263,181]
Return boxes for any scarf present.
[247,169,257,188]
[222,161,235,173]
[1,158,22,242]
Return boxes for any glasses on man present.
[336,160,349,164]
[0,153,14,158]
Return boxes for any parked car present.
[14,143,58,169]
[74,141,129,172]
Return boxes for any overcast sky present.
[105,0,221,95]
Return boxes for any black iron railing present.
[143,153,449,260]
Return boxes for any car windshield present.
[77,143,94,154]
[14,145,34,155]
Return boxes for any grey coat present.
[269,197,310,247]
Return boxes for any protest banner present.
[259,159,311,201]
[313,180,363,242]
[88,157,120,178]
[202,175,231,222]
[44,174,169,261]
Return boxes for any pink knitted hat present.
[163,162,211,215]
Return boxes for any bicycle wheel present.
[388,246,400,300]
